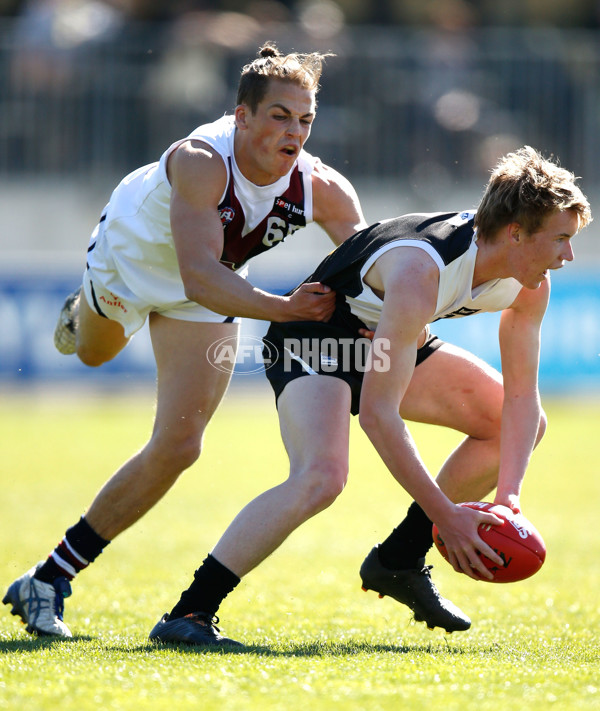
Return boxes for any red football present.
[432,501,546,583]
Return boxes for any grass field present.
[1,384,599,710]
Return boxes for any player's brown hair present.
[474,146,592,240]
[236,43,332,114]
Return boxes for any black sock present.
[34,517,110,584]
[168,554,240,620]
[377,502,434,570]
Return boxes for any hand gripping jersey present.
[86,115,317,309]
[302,211,523,330]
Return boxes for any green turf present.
[1,385,599,710]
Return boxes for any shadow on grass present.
[0,635,95,653]
[112,638,490,657]
[0,635,499,658]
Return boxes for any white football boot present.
[3,563,73,637]
[53,287,81,355]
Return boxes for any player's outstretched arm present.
[495,279,550,512]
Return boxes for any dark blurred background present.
[3,1,600,183]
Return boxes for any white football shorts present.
[83,218,245,337]
[82,269,241,338]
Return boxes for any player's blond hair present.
[475,146,592,240]
[236,43,332,113]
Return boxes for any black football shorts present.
[263,319,443,416]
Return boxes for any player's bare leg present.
[75,289,130,366]
[211,375,352,576]
[399,342,546,502]
[4,314,238,637]
[85,314,238,539]
[149,374,352,647]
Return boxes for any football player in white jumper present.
[3,43,367,643]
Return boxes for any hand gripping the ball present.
[431,503,505,580]
[433,502,547,583]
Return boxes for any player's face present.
[513,209,578,289]
[234,79,316,185]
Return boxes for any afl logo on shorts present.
[219,207,235,225]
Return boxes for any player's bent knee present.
[470,399,502,442]
[168,439,202,472]
[76,345,110,367]
[149,432,202,474]
[483,393,503,431]
[76,340,127,367]
[294,461,348,515]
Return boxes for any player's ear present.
[235,105,249,130]
[508,222,522,243]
